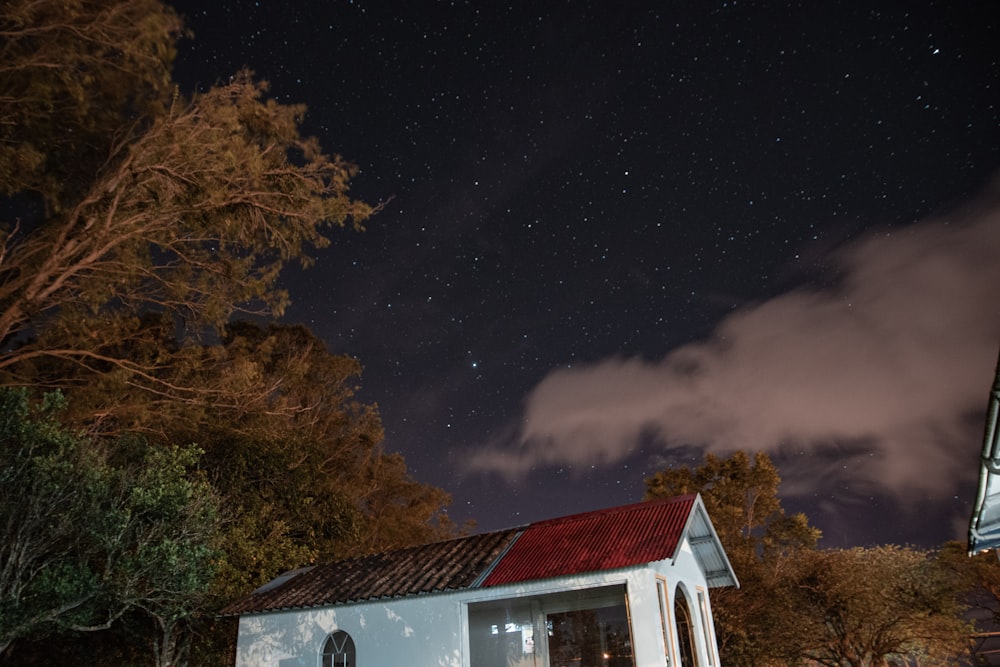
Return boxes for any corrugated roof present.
[221,529,520,616]
[222,494,737,617]
[482,495,696,587]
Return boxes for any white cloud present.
[466,190,1000,499]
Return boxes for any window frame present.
[656,576,675,665]
[673,584,700,667]
[320,629,355,667]
[696,587,715,666]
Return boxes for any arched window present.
[674,587,699,667]
[322,630,355,667]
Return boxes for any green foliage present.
[0,387,104,653]
[0,388,220,661]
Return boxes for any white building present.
[223,493,738,667]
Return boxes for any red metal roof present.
[482,494,696,586]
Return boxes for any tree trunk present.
[152,617,192,667]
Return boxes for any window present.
[674,587,699,667]
[696,589,715,666]
[468,585,635,667]
[322,630,355,667]
[468,598,536,667]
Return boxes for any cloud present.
[466,189,1000,499]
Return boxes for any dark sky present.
[169,0,1000,548]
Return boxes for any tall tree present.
[0,0,373,407]
[0,2,456,662]
[644,451,820,665]
[645,451,818,558]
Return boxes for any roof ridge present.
[527,493,698,528]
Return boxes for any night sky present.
[169,0,1000,548]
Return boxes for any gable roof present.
[222,493,737,617]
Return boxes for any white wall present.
[235,591,468,667]
[233,540,721,667]
[650,536,721,667]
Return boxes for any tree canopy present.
[793,545,971,667]
[0,0,182,209]
[1,0,373,408]
[645,450,819,558]
[646,451,821,665]
[645,452,975,666]
[0,388,220,663]
[0,1,456,663]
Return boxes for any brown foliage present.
[0,2,451,663]
[645,453,974,666]
[0,0,182,207]
[0,73,372,392]
[1,2,375,412]
[645,452,818,665]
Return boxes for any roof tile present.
[221,529,520,615]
